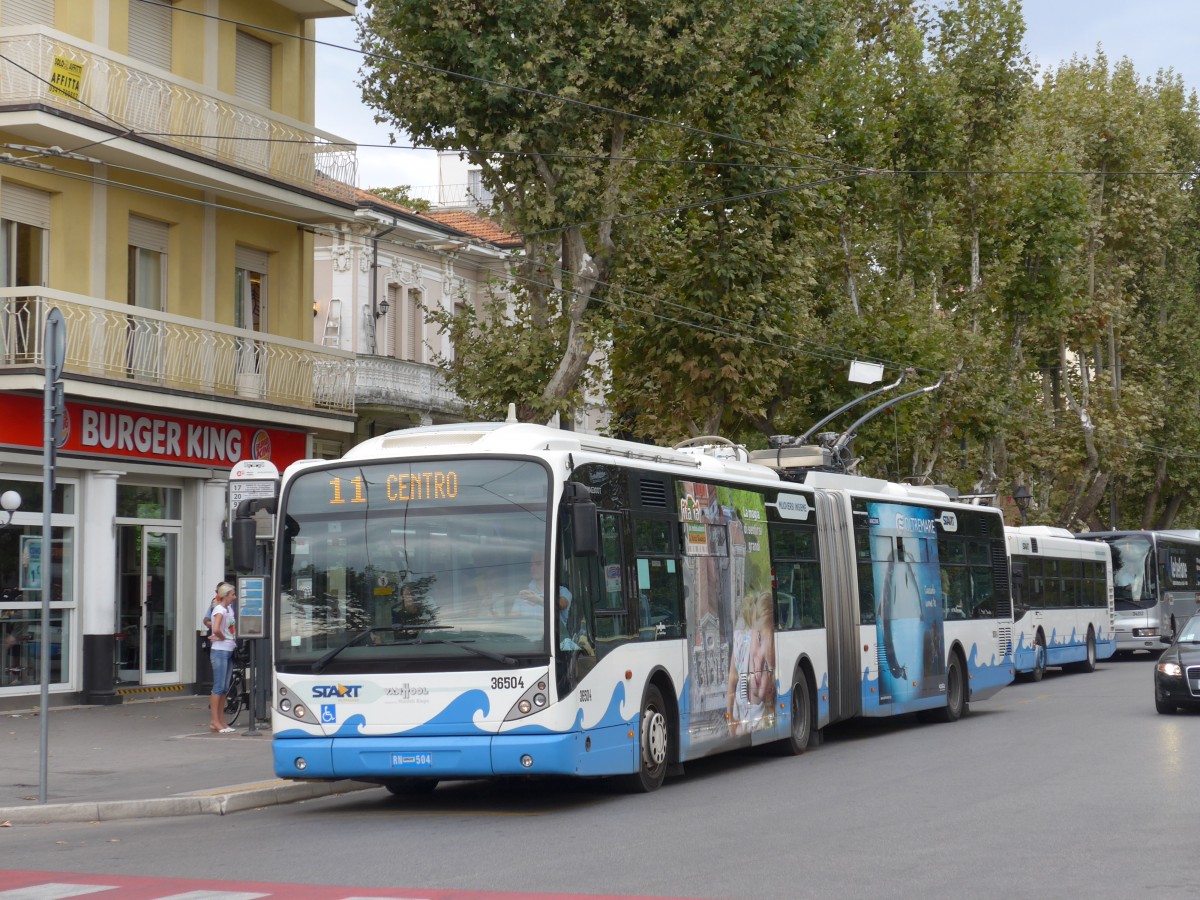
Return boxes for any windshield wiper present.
[395,636,517,666]
[311,624,452,673]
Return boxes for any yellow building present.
[0,0,358,708]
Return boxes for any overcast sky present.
[314,1,1200,192]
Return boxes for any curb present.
[0,779,378,824]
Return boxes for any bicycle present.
[222,644,251,728]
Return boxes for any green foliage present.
[366,185,432,212]
[359,0,1200,527]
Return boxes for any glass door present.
[116,525,180,685]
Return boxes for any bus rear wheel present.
[930,653,965,723]
[776,673,812,756]
[619,684,670,793]
[1029,633,1047,682]
[1070,629,1097,674]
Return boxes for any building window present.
[234,246,268,392]
[116,485,182,520]
[0,0,55,28]
[408,289,423,363]
[0,182,49,364]
[235,31,273,109]
[383,283,400,357]
[128,0,173,71]
[0,477,77,691]
[128,216,168,311]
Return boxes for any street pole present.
[39,307,65,804]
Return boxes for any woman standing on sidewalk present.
[208,582,238,733]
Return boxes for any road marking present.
[0,884,117,899]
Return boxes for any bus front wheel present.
[384,779,439,796]
[620,684,670,793]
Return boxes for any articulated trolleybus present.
[243,423,1014,794]
[1005,526,1115,680]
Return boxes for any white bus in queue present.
[1005,526,1115,680]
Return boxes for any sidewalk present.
[0,695,375,823]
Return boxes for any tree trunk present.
[839,220,861,317]
[1074,471,1110,527]
[1141,456,1169,529]
[1156,494,1186,530]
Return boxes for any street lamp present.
[0,490,20,527]
[0,494,20,528]
[1013,484,1032,527]
[374,297,390,318]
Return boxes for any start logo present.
[312,684,361,699]
[940,512,958,532]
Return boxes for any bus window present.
[594,512,635,646]
[855,525,875,624]
[633,516,682,640]
[770,524,822,631]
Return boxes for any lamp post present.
[1013,484,1032,527]
[0,489,20,526]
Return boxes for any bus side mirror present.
[562,482,599,557]
[572,500,599,557]
[232,517,257,572]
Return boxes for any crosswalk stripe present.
[153,892,271,900]
[0,885,117,899]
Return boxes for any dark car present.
[1154,612,1200,714]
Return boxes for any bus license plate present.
[391,752,433,768]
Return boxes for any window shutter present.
[1,0,55,27]
[235,31,272,109]
[386,284,401,357]
[128,216,169,254]
[128,0,173,71]
[408,291,422,362]
[1,181,51,229]
[235,245,269,275]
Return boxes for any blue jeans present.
[210,648,234,696]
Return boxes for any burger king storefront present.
[0,394,336,710]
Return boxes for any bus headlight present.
[518,699,532,714]
[294,704,307,718]
[280,698,292,712]
[1133,628,1158,638]
[1158,661,1183,678]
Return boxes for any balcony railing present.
[355,355,462,416]
[0,289,355,413]
[0,29,356,200]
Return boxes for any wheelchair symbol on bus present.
[321,704,337,724]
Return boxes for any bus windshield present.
[274,458,551,670]
[1106,535,1154,610]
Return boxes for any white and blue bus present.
[1077,530,1200,654]
[1005,526,1115,680]
[248,423,1014,793]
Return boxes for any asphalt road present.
[3,653,1194,900]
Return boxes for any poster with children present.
[677,481,775,747]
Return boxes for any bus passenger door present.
[814,490,860,724]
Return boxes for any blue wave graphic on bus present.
[506,681,631,735]
[862,640,1012,713]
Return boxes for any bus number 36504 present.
[492,676,525,690]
